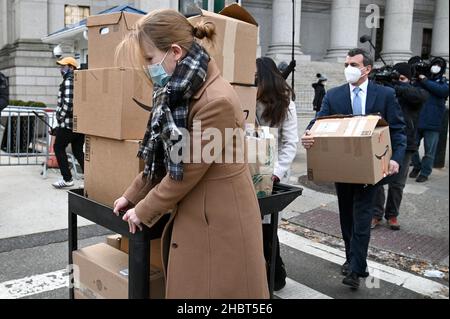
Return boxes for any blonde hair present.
[116,9,216,70]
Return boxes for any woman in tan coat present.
[113,9,269,299]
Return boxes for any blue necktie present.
[353,87,362,115]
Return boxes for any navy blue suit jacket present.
[307,81,407,164]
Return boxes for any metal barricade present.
[0,106,54,177]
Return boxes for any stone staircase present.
[288,61,345,115]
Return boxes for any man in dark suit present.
[301,48,406,289]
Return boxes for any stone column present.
[380,0,414,63]
[266,0,309,63]
[431,0,449,61]
[135,0,177,12]
[324,0,360,62]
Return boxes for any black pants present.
[262,223,284,275]
[373,151,413,219]
[54,127,85,182]
[335,183,377,276]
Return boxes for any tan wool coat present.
[123,60,269,299]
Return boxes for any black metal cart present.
[68,183,302,299]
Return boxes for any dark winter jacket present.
[312,82,326,112]
[416,64,449,131]
[0,72,8,112]
[393,82,428,151]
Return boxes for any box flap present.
[87,12,122,27]
[192,4,258,27]
[316,114,388,127]
[219,3,258,26]
[312,114,387,137]
[87,11,139,30]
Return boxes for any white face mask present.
[431,65,442,75]
[344,66,362,84]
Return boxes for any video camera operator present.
[0,71,8,112]
[409,57,449,182]
[372,63,428,230]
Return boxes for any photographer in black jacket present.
[0,71,8,112]
[372,63,428,230]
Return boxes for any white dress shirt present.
[349,79,369,115]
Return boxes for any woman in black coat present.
[312,73,327,113]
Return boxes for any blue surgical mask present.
[145,50,171,87]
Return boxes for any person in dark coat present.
[372,63,428,230]
[302,48,406,290]
[0,71,8,112]
[410,57,449,183]
[312,73,327,113]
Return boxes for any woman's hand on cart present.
[122,208,143,234]
[113,196,142,233]
[113,196,130,216]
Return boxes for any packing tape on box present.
[344,119,358,136]
[344,139,352,154]
[353,139,362,157]
[134,71,143,99]
[221,19,238,81]
[102,69,109,94]
[354,118,367,136]
[81,71,87,102]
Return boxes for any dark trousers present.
[374,151,413,219]
[411,129,440,177]
[335,183,378,276]
[54,127,85,182]
[262,223,284,274]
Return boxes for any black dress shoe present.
[416,175,428,183]
[341,261,350,276]
[409,168,420,178]
[342,272,360,290]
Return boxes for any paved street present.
[0,114,448,299]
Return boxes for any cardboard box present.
[87,11,144,68]
[188,4,258,85]
[84,136,144,207]
[105,235,163,270]
[73,67,152,140]
[232,85,257,125]
[74,289,88,299]
[106,234,122,250]
[72,243,165,299]
[307,115,392,185]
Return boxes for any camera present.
[408,56,432,80]
[369,65,400,86]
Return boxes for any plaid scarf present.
[138,42,209,182]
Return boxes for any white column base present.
[266,43,310,64]
[380,50,413,64]
[323,48,353,63]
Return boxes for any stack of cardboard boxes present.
[188,4,259,125]
[72,11,165,299]
[74,11,152,208]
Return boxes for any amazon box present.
[84,136,144,207]
[106,235,163,270]
[232,85,257,125]
[87,11,144,68]
[188,4,258,85]
[306,115,392,185]
[73,67,152,140]
[72,243,165,299]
